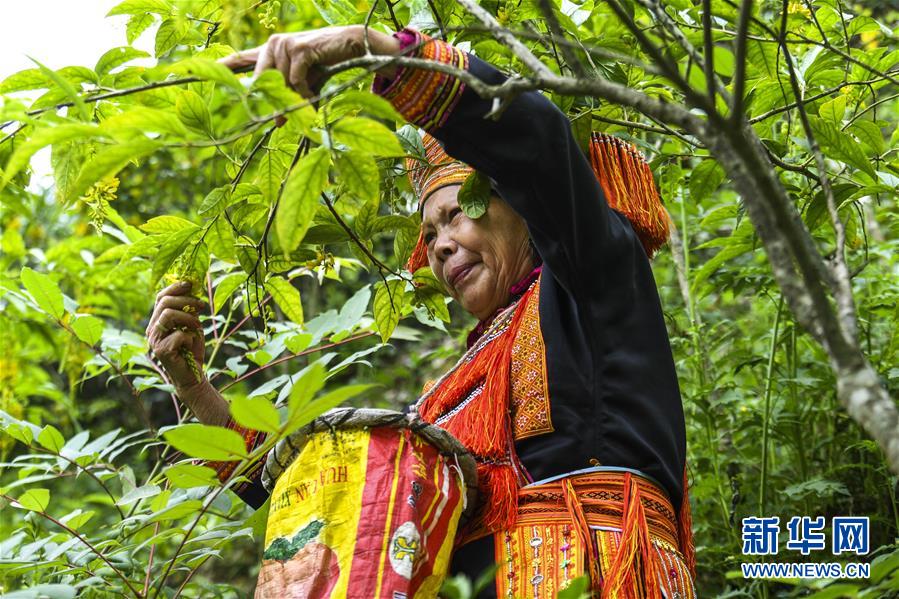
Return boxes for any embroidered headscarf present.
[404,131,672,274]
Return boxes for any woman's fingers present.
[219,46,261,71]
[146,295,206,337]
[149,309,201,346]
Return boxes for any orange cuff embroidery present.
[374,29,469,130]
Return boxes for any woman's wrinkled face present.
[421,185,534,321]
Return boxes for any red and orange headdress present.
[404,132,671,273]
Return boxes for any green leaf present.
[230,396,280,433]
[373,279,406,342]
[809,116,876,178]
[71,314,104,347]
[168,57,243,92]
[212,273,245,313]
[141,215,196,234]
[286,362,327,422]
[251,70,303,110]
[284,384,376,435]
[126,13,155,44]
[162,423,248,461]
[417,288,450,322]
[335,148,379,203]
[330,90,403,122]
[818,95,847,123]
[164,464,218,488]
[67,139,161,204]
[265,276,304,325]
[688,160,726,202]
[21,267,65,319]
[0,68,48,93]
[148,499,204,522]
[175,89,213,135]
[37,425,65,453]
[199,186,230,216]
[330,117,405,157]
[155,17,189,57]
[100,107,188,138]
[457,170,491,219]
[16,488,50,512]
[28,57,89,120]
[107,0,172,16]
[95,46,150,75]
[849,120,885,156]
[276,146,330,253]
[116,483,161,506]
[151,226,202,288]
[207,216,237,262]
[3,124,103,186]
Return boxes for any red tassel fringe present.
[419,283,537,534]
[588,132,671,258]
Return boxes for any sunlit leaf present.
[21,267,65,319]
[162,423,248,461]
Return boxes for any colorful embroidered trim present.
[208,418,267,496]
[509,276,554,440]
[494,470,695,599]
[374,28,468,131]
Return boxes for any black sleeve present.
[430,55,638,301]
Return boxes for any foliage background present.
[0,0,897,597]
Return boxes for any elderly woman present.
[148,24,694,598]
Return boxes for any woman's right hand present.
[146,281,208,394]
[219,25,401,99]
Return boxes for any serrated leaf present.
[3,124,103,186]
[140,215,196,234]
[71,314,104,346]
[21,267,65,319]
[155,17,189,57]
[37,425,65,453]
[126,13,155,44]
[373,279,406,342]
[107,0,172,16]
[330,117,405,157]
[52,139,91,201]
[253,150,288,204]
[175,89,213,135]
[457,170,490,219]
[164,464,218,488]
[67,139,161,204]
[16,489,50,512]
[230,396,280,433]
[95,46,150,75]
[335,148,378,203]
[265,276,304,325]
[276,146,329,253]
[168,57,243,92]
[162,423,247,461]
[251,70,302,110]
